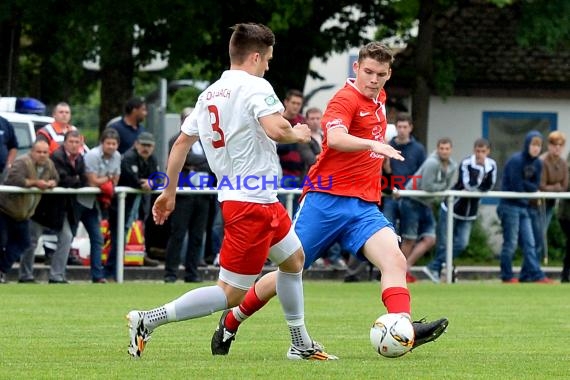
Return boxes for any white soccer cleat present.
[126,310,153,358]
[287,341,339,361]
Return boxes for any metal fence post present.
[116,190,126,284]
[286,193,294,218]
[445,194,455,284]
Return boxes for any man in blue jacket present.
[497,130,552,283]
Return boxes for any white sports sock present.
[144,307,168,330]
[170,285,228,321]
[276,269,312,349]
[144,286,227,330]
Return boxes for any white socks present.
[144,285,227,330]
[276,269,312,349]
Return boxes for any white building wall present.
[303,50,358,111]
[427,96,570,160]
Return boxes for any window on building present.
[348,55,357,77]
[482,111,557,202]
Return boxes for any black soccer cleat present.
[211,309,237,355]
[412,317,449,349]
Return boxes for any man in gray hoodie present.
[400,137,458,282]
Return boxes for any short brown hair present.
[358,42,394,66]
[285,89,303,101]
[473,138,490,149]
[437,137,452,147]
[395,112,413,125]
[305,107,322,118]
[548,131,566,145]
[229,23,275,65]
[100,128,120,144]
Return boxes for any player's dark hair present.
[358,42,395,66]
[229,23,275,65]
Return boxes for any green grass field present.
[1,281,569,379]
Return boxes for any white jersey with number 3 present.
[181,70,284,203]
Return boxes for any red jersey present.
[302,79,387,203]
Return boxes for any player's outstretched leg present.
[412,317,449,349]
[126,311,154,358]
[211,309,236,355]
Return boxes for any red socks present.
[224,285,268,331]
[381,287,411,315]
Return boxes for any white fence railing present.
[1,185,567,284]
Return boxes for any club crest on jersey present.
[372,126,385,143]
[265,95,278,105]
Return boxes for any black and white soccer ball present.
[370,313,415,358]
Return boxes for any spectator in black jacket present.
[0,115,18,180]
[107,132,160,274]
[163,109,213,283]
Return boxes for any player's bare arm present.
[327,127,404,160]
[153,132,199,225]
[259,113,311,143]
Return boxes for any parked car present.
[0,111,53,156]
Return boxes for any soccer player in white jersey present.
[126,23,337,361]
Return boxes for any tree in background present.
[378,0,570,145]
[1,0,403,131]
[2,0,570,136]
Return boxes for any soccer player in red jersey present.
[211,42,449,356]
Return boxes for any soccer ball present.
[370,313,415,358]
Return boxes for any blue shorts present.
[399,198,436,240]
[293,192,393,269]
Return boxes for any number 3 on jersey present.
[208,105,225,148]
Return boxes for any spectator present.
[0,140,58,283]
[534,131,568,261]
[0,115,18,180]
[108,97,147,154]
[423,138,497,283]
[382,113,426,229]
[36,102,83,154]
[108,131,160,270]
[19,131,86,284]
[558,151,570,283]
[277,89,311,214]
[304,106,347,271]
[400,138,457,282]
[79,128,121,283]
[164,109,213,283]
[304,107,323,164]
[497,130,553,283]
